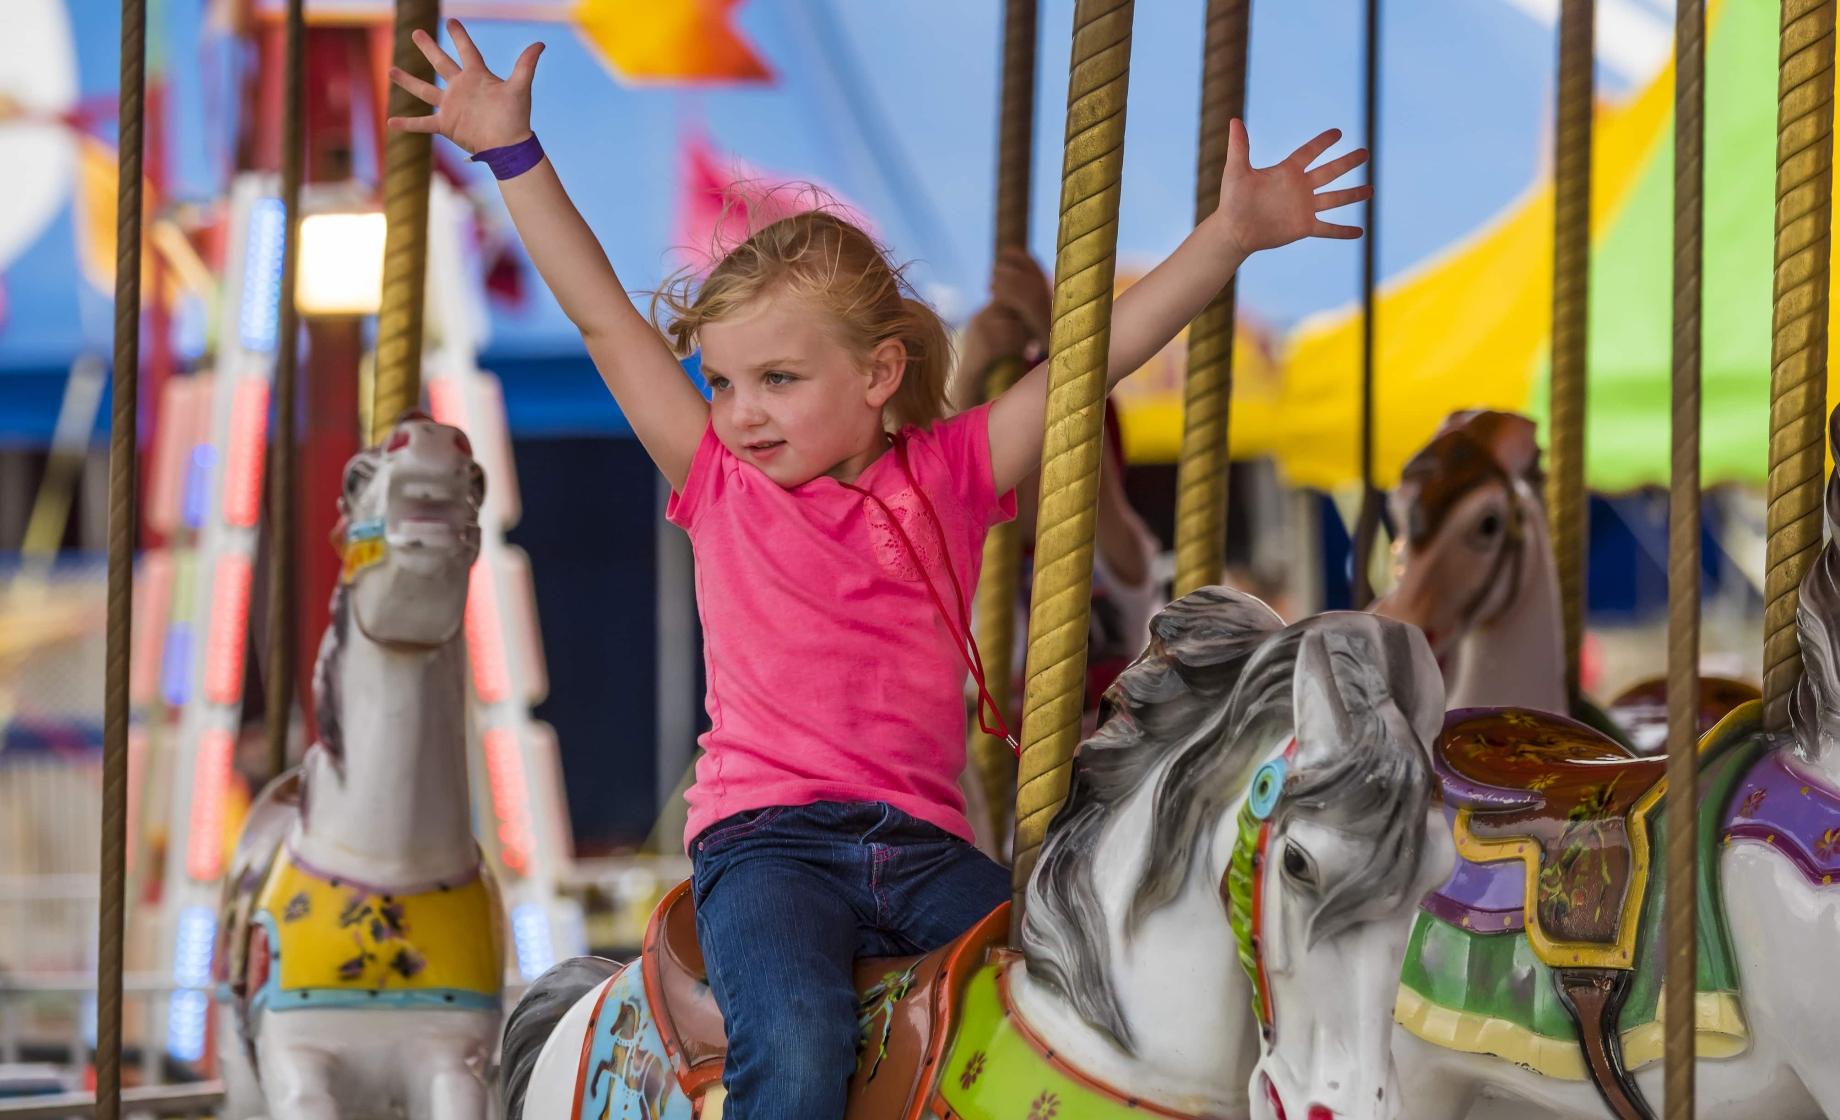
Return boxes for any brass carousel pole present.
[1172,0,1251,600]
[371,0,442,442]
[1011,0,1135,929]
[1549,0,1595,704]
[1763,0,1836,732]
[1663,0,1706,1113]
[264,0,306,781]
[967,0,1039,848]
[98,0,149,1114]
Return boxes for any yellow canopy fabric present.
[1269,57,1674,491]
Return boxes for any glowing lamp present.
[204,554,253,704]
[186,729,235,881]
[296,211,386,316]
[484,727,533,875]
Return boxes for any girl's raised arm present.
[985,121,1367,495]
[388,20,706,489]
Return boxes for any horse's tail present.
[501,956,620,1120]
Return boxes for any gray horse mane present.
[1791,404,1840,756]
[1017,589,1438,1053]
[311,581,350,769]
[1276,623,1438,948]
[1018,587,1284,1052]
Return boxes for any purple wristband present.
[471,133,543,180]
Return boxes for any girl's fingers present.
[386,114,441,135]
[510,42,546,87]
[389,66,443,107]
[1287,128,1342,171]
[412,28,462,78]
[446,19,492,74]
[1307,148,1369,188]
[1314,185,1371,212]
[1226,118,1252,174]
[1311,219,1364,240]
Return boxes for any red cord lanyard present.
[840,435,1021,756]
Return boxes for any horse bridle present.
[1443,463,1529,636]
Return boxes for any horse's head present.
[1239,620,1454,1120]
[333,411,485,648]
[1014,591,1447,1117]
[1374,410,1544,662]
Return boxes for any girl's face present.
[699,288,905,488]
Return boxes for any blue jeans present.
[689,800,1010,1120]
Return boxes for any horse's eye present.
[342,459,376,502]
[1478,512,1503,537]
[1281,841,1315,887]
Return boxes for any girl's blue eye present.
[709,377,730,391]
[765,371,794,385]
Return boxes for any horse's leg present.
[255,1041,341,1120]
[407,1045,490,1120]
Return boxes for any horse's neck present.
[1449,501,1568,713]
[292,632,478,887]
[1009,765,1258,1117]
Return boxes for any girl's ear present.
[864,338,908,409]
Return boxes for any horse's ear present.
[1291,630,1354,768]
[1394,623,1446,755]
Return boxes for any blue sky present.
[2,0,1670,433]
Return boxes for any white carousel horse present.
[1384,406,1840,1118]
[212,414,504,1120]
[500,592,1453,1120]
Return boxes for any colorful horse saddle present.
[1436,707,1665,968]
[1401,704,1771,1120]
[630,880,1004,1119]
[1606,675,1761,755]
[583,884,1173,1120]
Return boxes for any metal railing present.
[0,1081,223,1119]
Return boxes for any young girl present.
[389,22,1368,1118]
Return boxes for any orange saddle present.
[638,880,1007,1120]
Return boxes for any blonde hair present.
[653,202,953,431]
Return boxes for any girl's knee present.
[726,1003,858,1117]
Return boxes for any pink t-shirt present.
[667,404,1016,851]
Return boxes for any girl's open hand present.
[386,19,543,154]
[1215,120,1370,255]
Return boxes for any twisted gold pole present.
[1663,2,1705,1113]
[99,3,147,1116]
[1548,0,1594,704]
[1012,0,1135,916]
[371,0,440,443]
[968,0,1038,848]
[1172,0,1249,600]
[1764,0,1836,732]
[265,0,305,783]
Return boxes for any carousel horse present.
[1372,409,1757,743]
[501,592,1454,1120]
[1384,405,1840,1119]
[1372,411,1569,715]
[213,414,504,1120]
